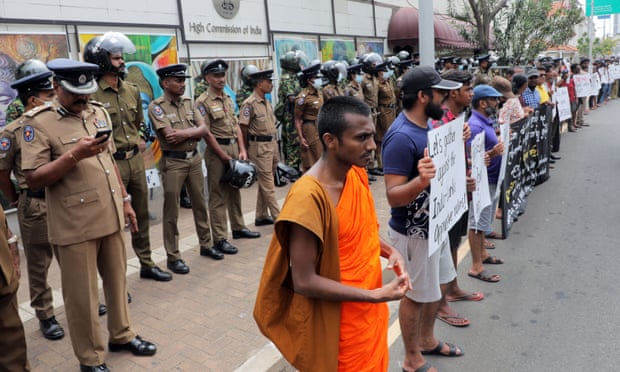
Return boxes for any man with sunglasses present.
[383,66,463,372]
[465,85,505,284]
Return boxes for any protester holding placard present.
[431,69,485,329]
[383,66,463,372]
[466,85,505,283]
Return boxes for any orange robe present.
[254,166,388,372]
[337,166,388,371]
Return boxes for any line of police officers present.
[0,31,495,369]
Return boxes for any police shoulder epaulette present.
[152,96,165,104]
[23,104,54,118]
[89,100,105,108]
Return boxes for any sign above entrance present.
[585,0,620,16]
[180,0,268,43]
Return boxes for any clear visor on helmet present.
[295,51,310,70]
[96,32,136,55]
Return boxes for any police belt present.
[113,146,139,161]
[302,120,316,125]
[162,149,197,160]
[22,189,45,199]
[379,104,396,109]
[216,137,237,145]
[248,135,275,142]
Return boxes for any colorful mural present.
[0,34,69,128]
[320,39,355,62]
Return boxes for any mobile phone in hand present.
[95,129,112,140]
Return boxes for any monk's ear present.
[323,132,337,149]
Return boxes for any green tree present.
[578,33,619,57]
[447,0,508,53]
[449,0,583,64]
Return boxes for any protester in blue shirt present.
[465,85,505,283]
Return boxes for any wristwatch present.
[123,194,132,203]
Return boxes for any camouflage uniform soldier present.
[4,98,24,125]
[236,65,258,112]
[274,51,303,171]
[193,77,209,100]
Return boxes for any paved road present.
[389,101,620,372]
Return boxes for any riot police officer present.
[361,52,387,176]
[0,59,65,341]
[320,60,344,99]
[344,61,364,101]
[236,64,258,111]
[85,32,172,282]
[376,61,397,171]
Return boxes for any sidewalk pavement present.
[13,175,401,371]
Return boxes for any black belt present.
[302,120,316,125]
[162,150,197,159]
[113,146,139,161]
[22,189,45,199]
[379,104,396,109]
[216,138,237,145]
[249,135,275,142]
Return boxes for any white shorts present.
[388,227,454,303]
[468,184,497,232]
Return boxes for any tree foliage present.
[577,33,619,57]
[448,0,584,64]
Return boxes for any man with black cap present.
[148,63,217,269]
[0,59,65,341]
[21,58,156,372]
[294,62,324,172]
[195,59,260,257]
[382,65,464,372]
[86,32,172,283]
[239,68,280,226]
[473,54,493,86]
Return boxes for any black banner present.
[500,108,550,237]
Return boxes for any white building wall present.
[268,0,334,34]
[0,0,179,25]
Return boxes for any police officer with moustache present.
[0,60,65,342]
[85,32,172,282]
[274,51,303,173]
[195,60,260,257]
[294,62,323,172]
[239,69,280,226]
[0,207,29,371]
[22,59,156,372]
[148,64,217,271]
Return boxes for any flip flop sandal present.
[486,231,504,239]
[436,314,470,327]
[468,270,501,282]
[421,341,464,357]
[446,291,485,302]
[402,362,434,372]
[482,256,504,264]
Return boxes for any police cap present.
[47,58,99,95]
[249,69,275,81]
[301,63,321,77]
[476,54,491,62]
[202,59,228,75]
[156,64,191,79]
